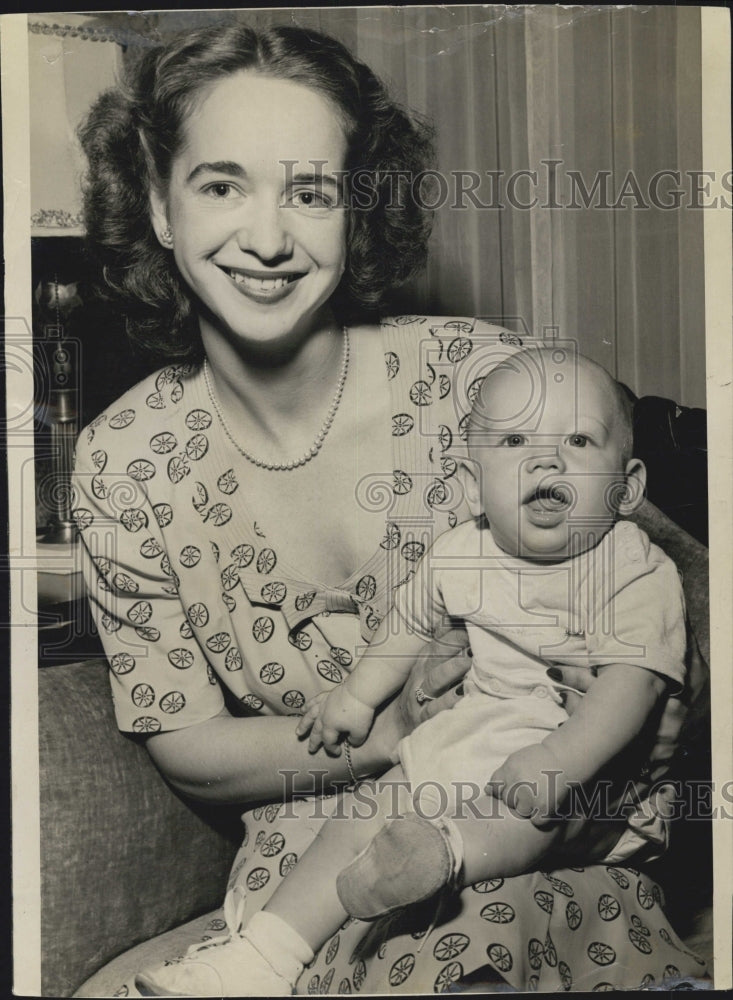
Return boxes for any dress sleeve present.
[585,526,687,693]
[392,532,452,641]
[72,431,225,734]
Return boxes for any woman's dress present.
[71,316,707,993]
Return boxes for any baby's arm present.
[297,608,430,753]
[489,663,667,825]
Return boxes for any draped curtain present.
[30,7,706,406]
[347,5,706,408]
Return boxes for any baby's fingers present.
[319,726,343,755]
[296,703,320,738]
[485,767,537,819]
[505,782,538,819]
[306,715,328,753]
[307,720,344,756]
[345,722,370,748]
[295,715,314,738]
[307,726,323,754]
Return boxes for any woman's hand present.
[364,628,470,764]
[546,664,597,714]
[392,627,471,738]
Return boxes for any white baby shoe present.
[135,933,294,997]
[135,888,311,997]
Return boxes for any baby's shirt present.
[395,519,687,706]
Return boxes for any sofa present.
[39,658,243,997]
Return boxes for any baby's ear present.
[616,458,647,515]
[456,457,483,519]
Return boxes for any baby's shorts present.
[396,690,669,864]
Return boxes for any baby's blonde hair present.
[468,347,634,464]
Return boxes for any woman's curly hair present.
[79,23,435,362]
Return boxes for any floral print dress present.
[72,317,707,993]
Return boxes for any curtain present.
[348,6,706,408]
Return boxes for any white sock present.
[413,792,465,880]
[244,910,315,986]
[434,815,465,880]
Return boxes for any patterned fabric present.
[225,801,707,994]
[97,798,707,996]
[72,317,484,734]
[72,317,707,993]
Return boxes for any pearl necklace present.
[203,328,350,471]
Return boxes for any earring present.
[160,226,173,247]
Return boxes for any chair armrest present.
[40,659,241,997]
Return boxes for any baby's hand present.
[296,692,330,745]
[485,742,576,828]
[296,685,374,755]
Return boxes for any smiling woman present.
[68,19,710,998]
[80,25,434,362]
[149,73,349,353]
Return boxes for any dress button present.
[533,685,548,698]
[624,545,640,562]
[487,676,501,693]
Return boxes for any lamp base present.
[40,522,77,545]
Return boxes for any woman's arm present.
[145,708,393,804]
[147,627,472,804]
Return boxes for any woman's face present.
[151,71,349,347]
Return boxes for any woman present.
[72,23,707,994]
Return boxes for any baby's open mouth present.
[523,485,572,511]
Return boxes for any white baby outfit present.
[394,517,687,863]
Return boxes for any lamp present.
[29,16,120,548]
[35,275,83,545]
[29,15,121,236]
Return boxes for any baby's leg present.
[264,772,567,941]
[336,784,565,919]
[135,773,409,998]
[456,791,564,884]
[263,766,413,949]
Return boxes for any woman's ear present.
[457,456,483,519]
[149,187,172,248]
[617,458,647,515]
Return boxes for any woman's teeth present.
[228,270,293,291]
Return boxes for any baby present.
[137,347,687,997]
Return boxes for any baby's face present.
[466,353,636,561]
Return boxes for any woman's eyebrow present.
[289,170,341,188]
[186,161,245,183]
